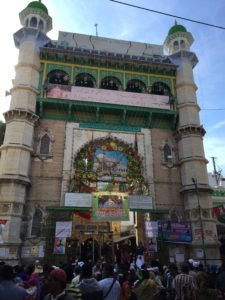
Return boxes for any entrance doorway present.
[79,231,114,262]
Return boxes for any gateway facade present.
[0,1,220,263]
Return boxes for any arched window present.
[100,76,122,91]
[39,20,44,31]
[31,209,43,236]
[30,17,37,28]
[180,40,186,49]
[163,144,172,162]
[173,40,179,51]
[75,73,96,88]
[151,82,171,96]
[47,70,70,85]
[126,79,146,93]
[40,134,50,154]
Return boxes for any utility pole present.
[192,178,207,266]
[95,24,98,36]
[211,157,219,186]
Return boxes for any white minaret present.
[0,1,52,262]
[164,22,220,263]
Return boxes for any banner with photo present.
[0,220,7,244]
[53,237,66,255]
[212,204,225,223]
[92,192,129,221]
[145,221,158,238]
[53,221,72,255]
[158,221,192,244]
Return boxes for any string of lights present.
[109,0,225,30]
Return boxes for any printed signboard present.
[92,192,129,221]
[145,221,158,238]
[55,221,72,238]
[158,221,192,244]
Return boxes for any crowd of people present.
[0,244,225,300]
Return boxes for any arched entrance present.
[68,137,147,262]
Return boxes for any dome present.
[27,1,48,14]
[168,23,187,36]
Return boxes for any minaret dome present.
[164,21,194,54]
[19,0,52,34]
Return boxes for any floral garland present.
[71,138,145,191]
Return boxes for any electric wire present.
[201,108,225,111]
[109,0,225,30]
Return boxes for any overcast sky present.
[0,0,224,174]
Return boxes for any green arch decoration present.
[70,137,146,194]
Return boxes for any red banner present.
[73,210,92,220]
[0,220,7,225]
[212,205,225,218]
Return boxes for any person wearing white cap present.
[188,258,199,280]
[136,255,144,270]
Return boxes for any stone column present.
[0,28,49,260]
[172,51,220,263]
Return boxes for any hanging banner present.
[47,84,170,110]
[53,237,66,255]
[212,204,225,223]
[5,247,17,259]
[73,210,92,220]
[212,205,225,218]
[0,248,6,258]
[145,221,158,238]
[92,192,129,221]
[53,222,72,255]
[158,221,192,244]
[0,220,7,244]
[21,245,45,258]
[55,221,72,238]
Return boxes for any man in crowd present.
[99,263,121,300]
[44,268,74,300]
[174,263,195,300]
[77,262,103,300]
[0,264,27,300]
[64,265,82,299]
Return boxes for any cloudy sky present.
[0,0,224,174]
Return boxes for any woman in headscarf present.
[133,270,159,300]
[193,271,218,300]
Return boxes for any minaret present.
[164,22,220,262]
[0,1,52,261]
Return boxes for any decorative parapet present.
[176,125,206,139]
[180,183,212,194]
[4,109,39,124]
[14,28,50,49]
[40,46,177,77]
[169,50,198,68]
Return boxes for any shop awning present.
[113,234,135,243]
